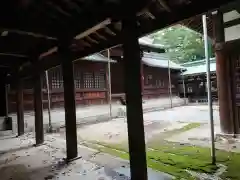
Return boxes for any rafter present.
[85,36,99,44]
[140,0,233,36]
[8,32,121,82]
[104,27,116,36]
[79,39,91,47]
[0,53,28,58]
[38,19,111,60]
[60,0,82,14]
[93,32,107,40]
[0,56,27,67]
[46,1,72,17]
[157,0,171,12]
[75,19,111,40]
[144,11,156,19]
[6,0,236,83]
[0,29,57,40]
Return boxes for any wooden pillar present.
[140,56,144,95]
[105,63,110,103]
[16,79,24,136]
[213,11,234,134]
[34,73,44,145]
[59,43,78,161]
[122,15,148,180]
[0,78,8,117]
[48,71,53,108]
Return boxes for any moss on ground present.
[83,140,240,180]
[166,122,201,134]
[80,123,240,179]
[147,122,201,148]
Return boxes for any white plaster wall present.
[224,24,240,42]
[223,10,240,42]
[223,10,240,22]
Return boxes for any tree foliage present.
[150,25,213,63]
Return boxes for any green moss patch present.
[83,140,240,180]
[80,123,240,179]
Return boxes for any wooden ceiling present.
[182,15,214,38]
[0,0,238,82]
[182,1,240,38]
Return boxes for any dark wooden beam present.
[0,0,71,38]
[0,0,233,42]
[213,11,234,134]
[59,0,82,14]
[105,63,110,103]
[45,1,72,18]
[59,43,78,161]
[36,2,70,33]
[0,33,56,55]
[220,1,240,13]
[122,15,147,180]
[140,0,236,36]
[33,62,44,145]
[0,15,57,39]
[0,53,27,58]
[0,80,8,117]
[0,55,27,67]
[8,0,235,81]
[11,33,121,81]
[157,0,171,12]
[224,18,240,28]
[213,11,225,43]
[0,29,57,40]
[66,0,148,38]
[16,78,24,136]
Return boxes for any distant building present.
[8,54,116,112]
[110,50,184,101]
[8,42,183,112]
[178,58,217,100]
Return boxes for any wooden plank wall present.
[8,61,108,112]
[110,61,180,100]
[8,60,181,113]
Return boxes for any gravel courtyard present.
[3,105,240,180]
[63,105,240,180]
[67,105,221,146]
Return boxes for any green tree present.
[150,25,213,63]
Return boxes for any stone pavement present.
[9,97,185,133]
[0,133,173,180]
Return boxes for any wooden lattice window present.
[42,74,47,90]
[94,72,105,89]
[237,84,240,94]
[211,81,217,92]
[156,79,164,87]
[236,58,240,67]
[145,74,153,86]
[74,68,81,89]
[187,86,193,93]
[84,72,94,89]
[51,67,63,89]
